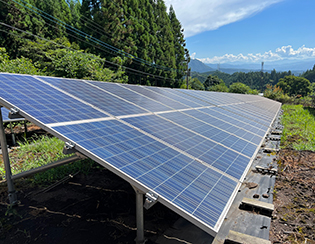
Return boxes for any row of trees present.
[191,69,295,91]
[185,75,259,94]
[0,0,189,87]
[190,65,315,102]
[191,70,315,102]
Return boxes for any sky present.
[164,0,315,66]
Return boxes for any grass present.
[0,135,95,185]
[281,104,315,151]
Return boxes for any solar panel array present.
[0,73,281,236]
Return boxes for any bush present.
[229,82,258,94]
[0,47,42,75]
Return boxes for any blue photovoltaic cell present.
[52,119,236,228]
[127,85,204,108]
[1,107,10,122]
[199,107,266,137]
[121,84,190,110]
[223,104,272,127]
[235,102,277,122]
[123,114,250,179]
[182,109,263,145]
[210,92,251,104]
[255,100,281,114]
[159,112,257,158]
[152,88,213,107]
[0,74,107,124]
[180,90,232,106]
[85,81,172,113]
[211,106,269,133]
[38,76,148,116]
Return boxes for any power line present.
[0,22,179,84]
[1,0,179,79]
[10,0,184,74]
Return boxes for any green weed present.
[281,104,315,151]
[0,135,95,186]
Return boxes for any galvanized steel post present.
[135,189,145,244]
[0,107,17,205]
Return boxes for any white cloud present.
[165,0,283,37]
[197,45,315,63]
[190,52,196,59]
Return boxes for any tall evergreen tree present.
[169,5,187,87]
[0,0,46,57]
[34,0,71,39]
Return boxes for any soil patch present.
[270,149,315,244]
[0,168,179,244]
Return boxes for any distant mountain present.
[189,59,214,73]
[206,59,315,75]
[190,58,315,75]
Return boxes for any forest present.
[192,68,315,92]
[190,66,315,104]
[0,0,189,87]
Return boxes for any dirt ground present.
[270,149,315,244]
[0,167,180,244]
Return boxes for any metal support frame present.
[0,107,17,205]
[8,153,85,181]
[9,122,16,146]
[144,191,158,210]
[24,120,27,138]
[132,186,146,244]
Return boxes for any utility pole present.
[185,51,190,89]
[261,61,264,92]
[186,68,190,89]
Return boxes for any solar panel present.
[125,85,204,108]
[198,107,267,137]
[0,73,281,236]
[119,83,191,110]
[123,114,250,180]
[149,87,214,107]
[178,89,237,106]
[181,109,263,145]
[0,74,108,124]
[38,76,149,116]
[85,80,174,113]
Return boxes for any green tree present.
[189,78,204,90]
[277,75,311,97]
[34,0,72,39]
[229,82,252,94]
[204,75,223,90]
[51,49,127,82]
[208,82,229,92]
[302,65,315,83]
[0,0,45,58]
[67,0,82,44]
[168,5,187,87]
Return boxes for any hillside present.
[189,59,308,75]
[188,59,214,73]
